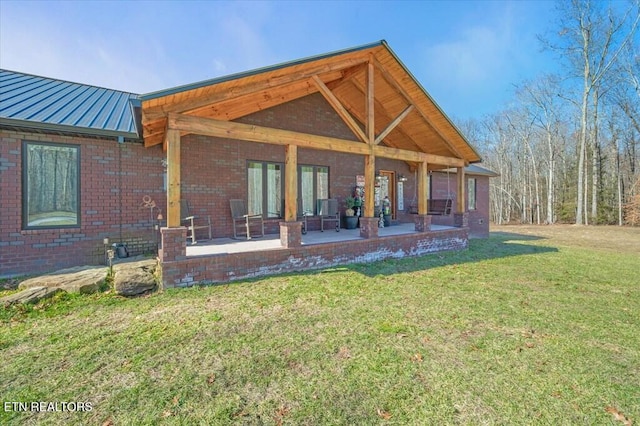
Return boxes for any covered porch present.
[140,41,481,287]
[185,222,455,257]
[162,223,468,286]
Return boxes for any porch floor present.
[186,223,455,257]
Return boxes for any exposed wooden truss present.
[166,113,463,166]
[143,42,479,227]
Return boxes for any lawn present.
[1,225,639,425]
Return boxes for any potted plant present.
[344,196,358,229]
[353,194,362,217]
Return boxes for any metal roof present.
[442,164,499,177]
[0,69,140,139]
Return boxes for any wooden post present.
[284,144,298,221]
[364,153,375,217]
[366,58,375,144]
[166,129,181,227]
[364,55,376,218]
[457,166,465,213]
[418,160,428,215]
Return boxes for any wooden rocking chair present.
[180,200,212,244]
[318,198,340,232]
[230,199,264,239]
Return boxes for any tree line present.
[458,0,640,226]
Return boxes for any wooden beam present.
[374,144,463,166]
[366,58,375,144]
[343,77,425,154]
[145,132,164,148]
[166,129,181,227]
[312,75,367,142]
[186,74,332,122]
[372,57,466,159]
[418,160,428,215]
[166,113,465,166]
[143,56,370,121]
[364,153,375,217]
[168,113,370,156]
[284,145,298,222]
[457,166,465,213]
[374,104,414,145]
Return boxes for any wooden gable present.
[140,41,481,168]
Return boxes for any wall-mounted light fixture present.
[398,174,408,182]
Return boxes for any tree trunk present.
[591,88,600,222]
[577,78,589,225]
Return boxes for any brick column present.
[280,221,302,248]
[454,212,469,228]
[159,227,187,261]
[414,214,432,232]
[359,217,379,239]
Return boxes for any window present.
[299,165,328,215]
[23,141,80,228]
[247,161,283,218]
[468,177,477,210]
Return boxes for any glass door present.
[378,170,396,219]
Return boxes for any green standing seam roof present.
[0,69,140,138]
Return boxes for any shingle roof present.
[0,69,140,139]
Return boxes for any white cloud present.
[426,26,507,86]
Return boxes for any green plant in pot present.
[344,196,358,229]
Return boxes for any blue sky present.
[0,0,558,121]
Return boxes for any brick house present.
[1,41,496,284]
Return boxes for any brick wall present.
[161,227,469,287]
[0,130,165,276]
[1,91,488,276]
[429,172,491,237]
[179,93,417,239]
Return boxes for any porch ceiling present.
[140,41,481,167]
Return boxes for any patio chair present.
[230,199,264,239]
[181,200,212,244]
[297,199,314,234]
[317,198,340,232]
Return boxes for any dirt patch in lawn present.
[491,224,640,253]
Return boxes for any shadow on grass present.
[302,230,555,279]
[489,231,547,242]
[229,231,559,283]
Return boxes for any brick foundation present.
[160,227,468,288]
[454,212,470,228]
[159,227,187,261]
[359,217,379,239]
[280,221,302,248]
[414,214,432,232]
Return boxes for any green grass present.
[1,229,639,425]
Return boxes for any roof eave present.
[380,41,483,163]
[0,117,141,141]
[139,41,385,102]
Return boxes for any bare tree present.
[542,0,639,224]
